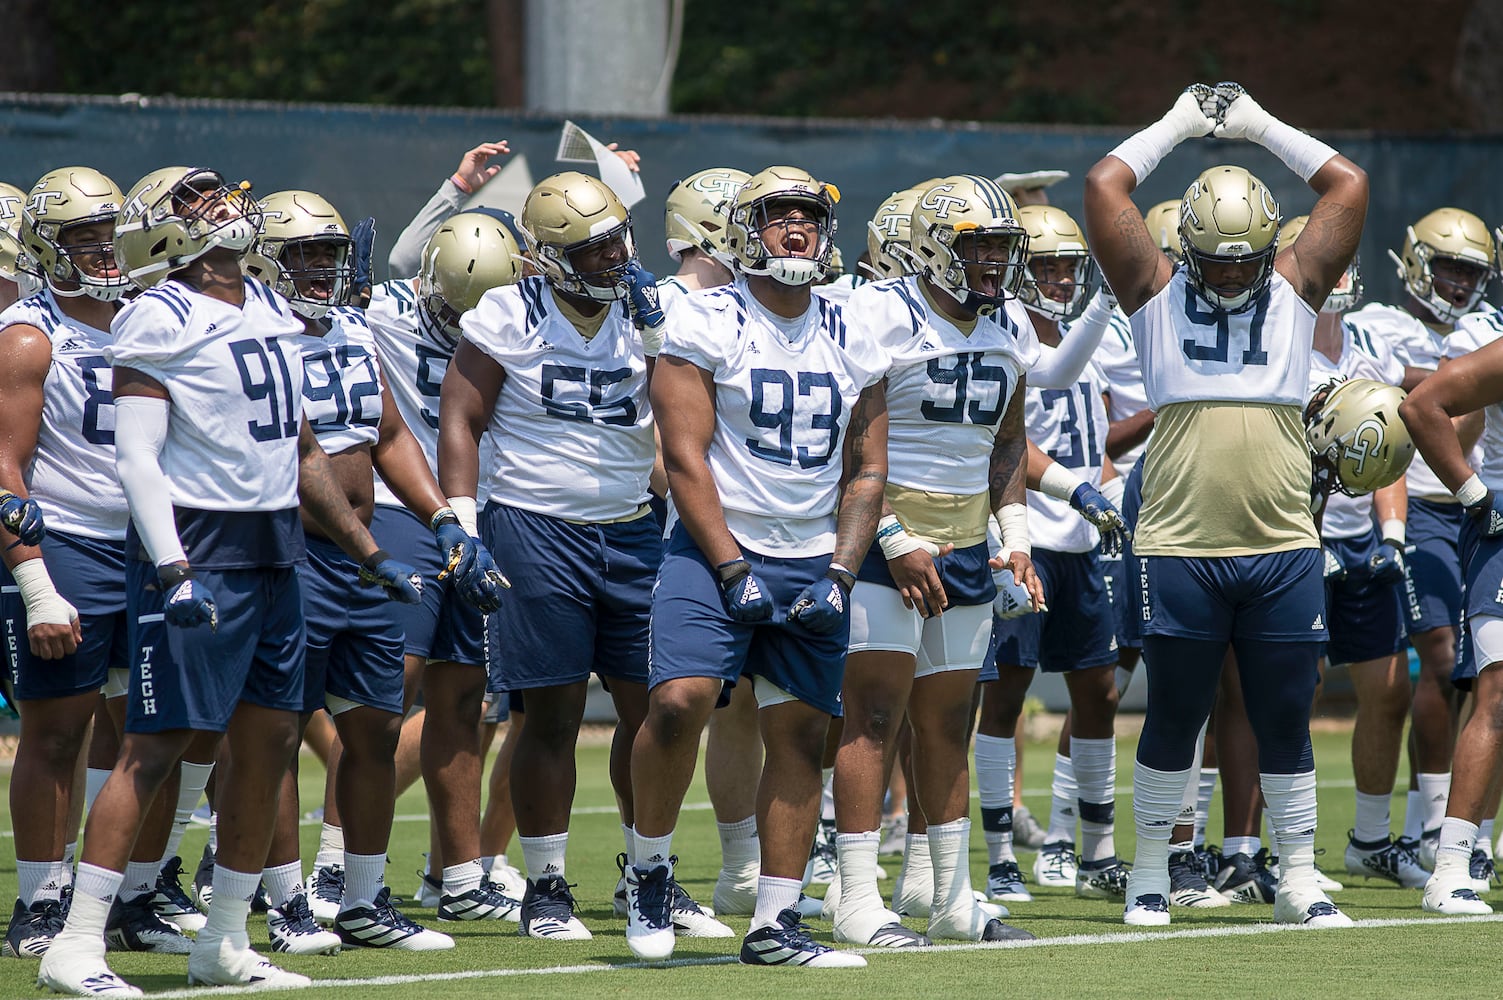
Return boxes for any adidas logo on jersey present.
[56,338,87,352]
[747,341,761,354]
[539,339,556,350]
[919,340,937,351]
[1311,614,1324,630]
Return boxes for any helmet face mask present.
[245,190,353,319]
[166,169,264,256]
[1179,166,1279,313]
[1305,377,1415,496]
[911,175,1028,315]
[726,167,839,287]
[116,167,264,288]
[1017,204,1095,322]
[22,167,130,302]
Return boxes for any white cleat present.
[1032,841,1078,888]
[671,879,733,938]
[1123,893,1171,927]
[713,865,759,917]
[1423,868,1493,915]
[1273,884,1353,928]
[985,860,1033,903]
[36,940,143,997]
[267,894,342,955]
[623,863,676,962]
[187,929,312,988]
[487,858,527,900]
[1168,850,1230,909]
[1344,834,1427,889]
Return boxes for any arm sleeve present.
[114,395,186,567]
[1028,295,1115,389]
[388,182,468,278]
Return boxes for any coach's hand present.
[358,549,424,604]
[717,558,774,623]
[0,490,45,548]
[158,563,218,631]
[1367,540,1406,586]
[788,564,856,636]
[457,545,510,614]
[1069,483,1132,559]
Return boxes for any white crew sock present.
[633,830,675,871]
[1402,789,1423,841]
[1480,819,1495,859]
[441,859,484,898]
[519,833,569,882]
[1195,768,1218,848]
[17,859,64,905]
[751,875,801,931]
[163,761,213,865]
[1418,773,1451,836]
[343,852,386,910]
[620,824,635,867]
[1437,816,1479,867]
[718,815,759,875]
[1353,791,1392,844]
[119,860,159,903]
[834,831,883,915]
[262,860,304,909]
[1224,836,1260,858]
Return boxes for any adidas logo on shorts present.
[1311,614,1324,630]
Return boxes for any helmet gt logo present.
[1342,418,1385,475]
[1259,187,1278,222]
[920,187,968,220]
[26,190,66,217]
[874,209,906,237]
[689,174,741,199]
[0,194,20,221]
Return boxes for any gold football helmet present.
[0,181,40,293]
[522,172,636,303]
[910,174,1028,314]
[419,211,525,345]
[1389,208,1495,324]
[664,167,749,263]
[1305,378,1414,496]
[1142,199,1184,262]
[864,186,924,281]
[114,167,263,289]
[244,190,354,319]
[725,165,839,286]
[1279,214,1362,314]
[1017,204,1095,322]
[1179,165,1280,313]
[21,167,130,301]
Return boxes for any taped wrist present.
[995,503,1031,558]
[1457,474,1489,508]
[1038,462,1086,502]
[445,496,479,536]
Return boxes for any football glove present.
[1367,541,1406,586]
[621,260,665,330]
[1069,483,1132,559]
[0,490,45,547]
[358,549,424,604]
[993,567,1036,621]
[717,558,774,623]
[432,508,477,583]
[350,216,377,308]
[788,564,855,636]
[1466,489,1503,538]
[158,564,218,631]
[456,545,510,614]
[1321,547,1347,583]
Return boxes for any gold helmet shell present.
[864,186,924,281]
[244,190,354,320]
[114,167,263,289]
[1306,378,1414,496]
[1280,214,1362,314]
[22,167,129,302]
[1179,165,1280,313]
[419,210,525,346]
[1017,204,1095,322]
[1389,208,1495,324]
[910,174,1028,314]
[664,167,749,263]
[0,181,40,292]
[725,165,839,286]
[1142,199,1183,262]
[522,171,636,303]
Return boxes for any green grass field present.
[3,727,1500,999]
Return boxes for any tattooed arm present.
[1276,154,1369,312]
[299,419,381,562]
[831,380,889,571]
[988,378,1046,609]
[1083,157,1176,317]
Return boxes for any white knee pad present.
[1470,614,1503,673]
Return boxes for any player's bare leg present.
[707,682,763,913]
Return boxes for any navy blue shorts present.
[1140,549,1330,643]
[1323,530,1408,666]
[3,531,130,700]
[981,548,1118,678]
[1099,555,1140,653]
[1456,516,1503,690]
[1403,498,1464,635]
[483,502,656,691]
[370,504,487,668]
[1117,463,1146,649]
[300,535,405,715]
[125,559,306,733]
[649,524,848,717]
[856,539,995,606]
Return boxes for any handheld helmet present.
[1389,208,1495,324]
[21,167,130,301]
[522,171,636,303]
[910,174,1029,315]
[1017,204,1096,322]
[725,165,839,286]
[114,167,263,289]
[418,211,525,347]
[1305,378,1414,496]
[244,190,355,319]
[1179,165,1280,313]
[664,167,749,264]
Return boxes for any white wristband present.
[876,514,941,560]
[12,557,75,627]
[1100,476,1127,508]
[1456,474,1488,508]
[1038,462,1086,502]
[1259,119,1338,182]
[1380,519,1406,547]
[446,496,479,536]
[995,503,1031,558]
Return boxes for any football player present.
[829,176,1042,948]
[38,166,421,996]
[1083,83,1368,927]
[1346,209,1498,866]
[623,166,886,968]
[659,167,748,309]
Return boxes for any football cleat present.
[805,821,838,885]
[335,887,453,950]
[1469,848,1497,895]
[878,814,908,856]
[308,864,345,924]
[794,893,824,918]
[148,857,206,933]
[36,942,141,996]
[670,870,733,937]
[1344,832,1428,889]
[187,929,312,988]
[1032,840,1078,888]
[519,875,592,940]
[266,893,342,955]
[1197,844,1222,882]
[985,860,1033,903]
[437,880,522,922]
[488,858,527,900]
[104,896,193,954]
[191,844,215,913]
[928,898,1024,942]
[832,896,929,948]
[1123,892,1171,927]
[4,897,66,958]
[1012,805,1048,851]
[980,917,1035,941]
[413,869,442,909]
[1168,850,1229,908]
[1214,850,1277,904]
[624,861,675,961]
[1423,867,1493,915]
[1417,831,1439,872]
[713,865,759,917]
[1075,858,1130,899]
[1273,884,1354,928]
[739,908,866,967]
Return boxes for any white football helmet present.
[244,190,354,319]
[664,167,749,264]
[419,211,525,346]
[1279,214,1362,314]
[864,186,924,281]
[1142,199,1184,263]
[725,165,839,286]
[1017,204,1095,322]
[909,174,1029,315]
[1305,378,1414,496]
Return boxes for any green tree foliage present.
[47,1,493,106]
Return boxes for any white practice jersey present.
[0,291,127,540]
[813,273,859,307]
[368,278,449,507]
[1132,269,1315,409]
[1092,306,1149,473]
[844,276,1037,496]
[461,276,654,521]
[298,306,383,456]
[661,278,888,556]
[1448,307,1503,489]
[1345,302,1458,499]
[1309,321,1404,540]
[657,275,691,315]
[108,278,305,511]
[1027,362,1111,553]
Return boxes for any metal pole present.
[523,0,672,116]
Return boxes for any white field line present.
[143,913,1503,998]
